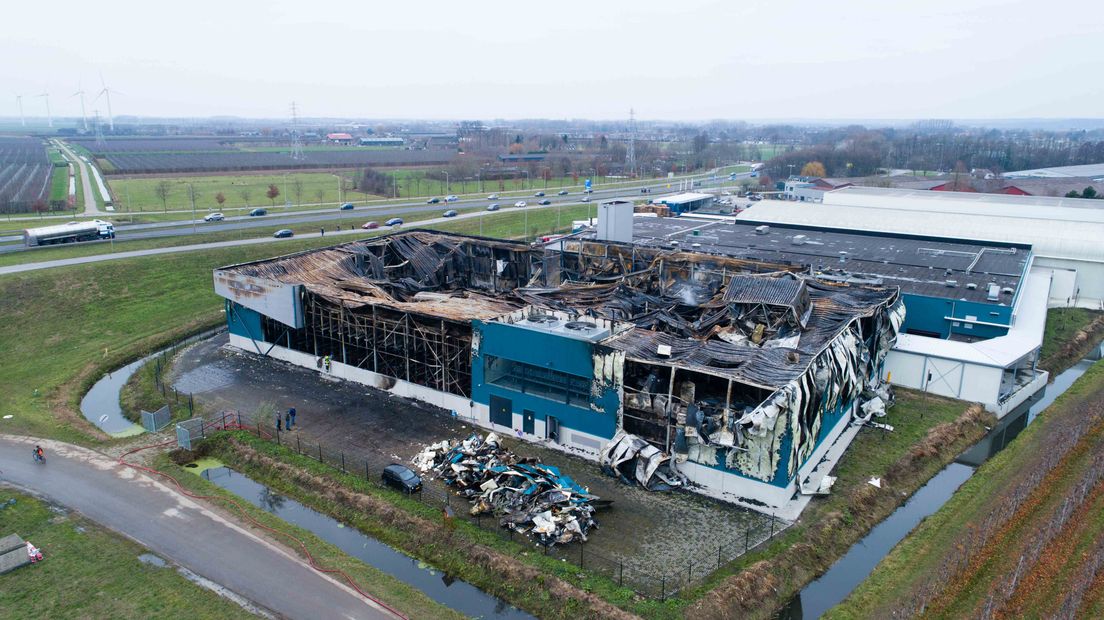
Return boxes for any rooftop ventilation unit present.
[945,280,958,288]
[754,225,770,235]
[987,283,1001,301]
[966,283,978,290]
[525,313,557,324]
[564,321,597,332]
[1001,287,1014,296]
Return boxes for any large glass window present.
[485,355,590,406]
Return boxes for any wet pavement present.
[173,334,772,578]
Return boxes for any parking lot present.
[171,334,776,583]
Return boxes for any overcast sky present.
[4,0,1100,122]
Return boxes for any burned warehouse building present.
[214,228,905,512]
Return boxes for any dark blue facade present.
[900,293,1012,339]
[226,301,263,340]
[472,320,619,442]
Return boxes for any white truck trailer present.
[23,220,116,247]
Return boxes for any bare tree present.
[314,188,325,205]
[239,187,252,207]
[291,179,304,206]
[155,180,172,212]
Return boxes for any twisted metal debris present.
[413,433,602,546]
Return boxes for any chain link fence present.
[202,408,787,601]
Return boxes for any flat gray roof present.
[624,217,1029,304]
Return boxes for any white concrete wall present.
[885,349,1003,404]
[228,333,604,459]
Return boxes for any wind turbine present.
[15,95,24,127]
[72,83,89,131]
[36,92,52,128]
[94,73,116,132]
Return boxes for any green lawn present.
[47,166,69,202]
[1040,307,1103,372]
[0,207,589,443]
[0,489,252,619]
[828,361,1104,619]
[109,172,356,213]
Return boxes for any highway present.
[0,170,753,252]
[0,203,572,275]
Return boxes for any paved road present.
[0,435,395,619]
[0,207,519,276]
[0,169,754,247]
[55,140,101,216]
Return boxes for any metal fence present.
[141,405,172,432]
[203,409,786,601]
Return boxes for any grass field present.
[829,360,1104,619]
[47,166,68,202]
[104,165,727,216]
[0,488,252,619]
[1040,307,1104,373]
[0,207,590,443]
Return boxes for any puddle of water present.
[79,356,153,436]
[173,363,237,394]
[781,354,1099,619]
[138,553,168,568]
[201,466,534,620]
[79,330,223,437]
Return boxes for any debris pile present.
[413,433,602,546]
[600,431,687,491]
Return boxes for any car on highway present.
[273,229,294,238]
[382,464,422,493]
[558,190,568,195]
[486,203,500,211]
[442,209,458,217]
[640,188,650,193]
[203,212,225,222]
[385,217,403,226]
[534,191,545,197]
[514,200,527,208]
[339,202,355,210]
[361,221,380,229]
[582,196,591,202]
[487,194,499,200]
[249,208,267,216]
[748,194,762,201]
[426,197,440,204]
[538,199,551,205]
[445,195,459,202]
[584,188,594,193]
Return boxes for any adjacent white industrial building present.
[733,186,1104,415]
[743,187,1104,310]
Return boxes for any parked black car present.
[249,208,267,216]
[382,464,422,493]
